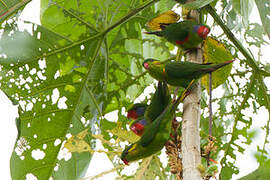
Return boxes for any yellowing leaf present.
[72,74,82,83]
[64,128,92,153]
[146,10,180,31]
[202,37,233,92]
[64,85,76,92]
[108,125,140,143]
[59,56,75,76]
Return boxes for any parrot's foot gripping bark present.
[179,79,196,101]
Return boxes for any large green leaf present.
[255,0,270,40]
[5,21,103,179]
[202,37,233,91]
[238,159,270,180]
[0,0,32,24]
[4,0,170,179]
[3,0,269,179]
[182,0,215,9]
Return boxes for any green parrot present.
[174,0,187,4]
[142,58,234,88]
[127,82,171,136]
[144,81,171,122]
[145,20,210,50]
[121,82,180,165]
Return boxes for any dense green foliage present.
[0,0,269,179]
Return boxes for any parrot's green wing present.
[139,113,163,147]
[144,81,171,123]
[165,61,212,79]
[164,23,189,42]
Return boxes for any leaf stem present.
[101,0,160,35]
[204,5,259,71]
[256,74,270,163]
[53,2,98,33]
[85,85,103,117]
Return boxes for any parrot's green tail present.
[144,31,163,37]
[209,60,234,72]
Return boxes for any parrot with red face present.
[127,82,171,136]
[121,86,181,165]
[145,20,210,50]
[127,103,147,120]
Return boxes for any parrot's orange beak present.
[152,61,161,65]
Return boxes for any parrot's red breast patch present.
[175,35,189,45]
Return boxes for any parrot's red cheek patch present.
[143,63,149,69]
[127,110,137,120]
[198,26,210,39]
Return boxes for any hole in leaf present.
[51,88,60,104]
[54,139,61,146]
[26,173,38,180]
[43,144,47,149]
[58,96,67,109]
[31,149,45,160]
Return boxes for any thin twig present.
[209,72,213,136]
[81,165,125,180]
[207,72,213,166]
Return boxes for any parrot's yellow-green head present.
[142,59,161,70]
[142,58,168,82]
[121,143,140,165]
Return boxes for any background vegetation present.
[0,0,269,179]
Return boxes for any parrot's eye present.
[143,62,149,69]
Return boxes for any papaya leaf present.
[202,37,233,92]
[255,0,270,40]
[5,20,105,179]
[108,125,140,143]
[146,10,180,31]
[64,129,92,153]
[182,0,215,9]
[135,155,166,180]
[238,159,270,180]
[232,0,241,14]
[0,0,32,24]
[245,23,269,47]
[155,0,176,13]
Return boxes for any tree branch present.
[181,9,202,180]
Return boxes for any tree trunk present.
[181,9,202,180]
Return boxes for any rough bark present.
[181,9,202,180]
